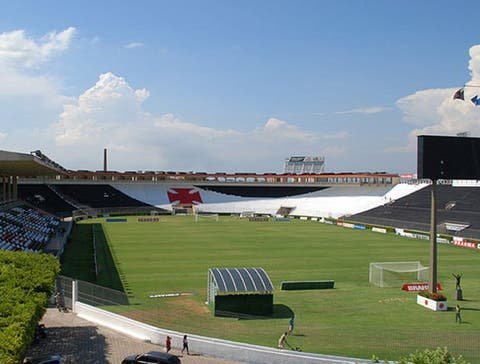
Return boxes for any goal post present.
[369,262,429,288]
[194,213,219,222]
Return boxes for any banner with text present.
[402,283,442,292]
[453,237,480,250]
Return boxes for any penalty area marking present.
[149,292,195,298]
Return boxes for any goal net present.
[369,261,429,288]
[194,213,219,222]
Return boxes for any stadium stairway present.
[18,184,77,218]
[53,184,151,209]
[46,184,88,211]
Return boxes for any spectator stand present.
[0,202,62,253]
[18,184,76,218]
[350,184,480,239]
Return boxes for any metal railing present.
[56,275,73,309]
[57,275,129,307]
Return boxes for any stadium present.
[1,146,480,363]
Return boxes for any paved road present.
[26,308,241,364]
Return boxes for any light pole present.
[429,180,437,293]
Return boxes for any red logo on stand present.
[402,283,442,292]
[167,188,203,205]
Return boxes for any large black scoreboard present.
[418,135,480,180]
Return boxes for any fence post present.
[72,280,78,312]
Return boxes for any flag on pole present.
[471,95,480,106]
[453,88,464,100]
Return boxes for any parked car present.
[121,351,181,364]
[24,354,63,364]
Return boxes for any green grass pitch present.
[61,216,480,361]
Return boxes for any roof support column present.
[2,176,6,202]
[7,176,12,201]
[12,176,17,200]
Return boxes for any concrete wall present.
[74,302,369,364]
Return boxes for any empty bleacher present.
[18,184,76,218]
[0,204,60,252]
[53,184,151,209]
[350,185,480,239]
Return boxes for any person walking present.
[54,291,62,312]
[181,334,190,355]
[278,332,289,349]
[455,304,462,323]
[165,336,172,353]
[288,316,295,334]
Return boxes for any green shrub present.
[398,347,468,364]
[371,347,468,364]
[0,250,59,362]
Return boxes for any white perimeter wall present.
[74,302,369,364]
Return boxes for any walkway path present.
[26,308,241,364]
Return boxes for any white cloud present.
[313,106,391,117]
[55,72,149,145]
[0,131,6,140]
[396,88,456,127]
[257,117,314,141]
[468,44,480,80]
[0,27,76,110]
[334,106,391,115]
[53,72,344,171]
[124,42,144,49]
[0,66,58,97]
[0,27,76,68]
[395,44,480,152]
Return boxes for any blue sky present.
[0,1,479,173]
